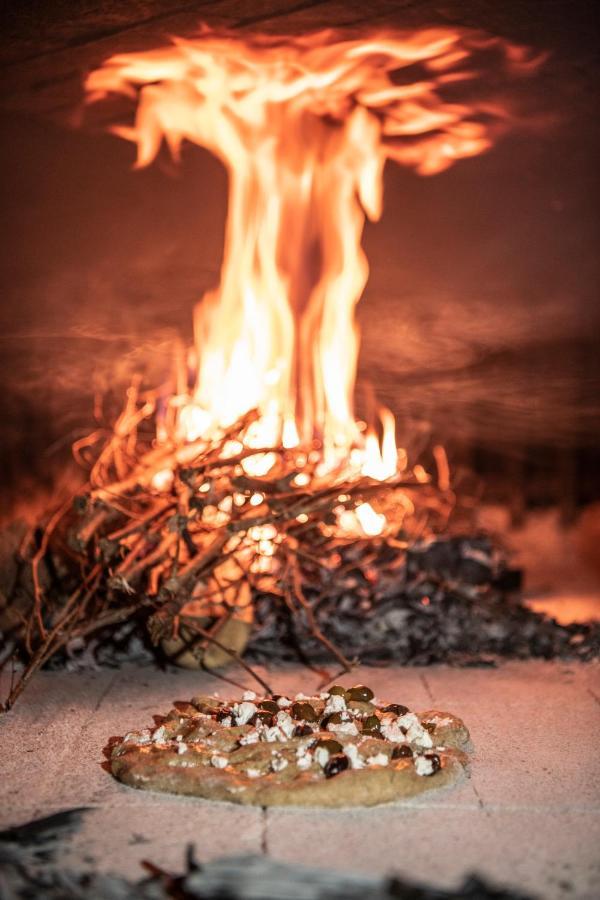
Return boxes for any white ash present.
[232,701,257,725]
[210,754,228,769]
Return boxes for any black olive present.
[314,738,343,755]
[328,685,346,696]
[423,752,441,774]
[258,700,279,714]
[380,704,409,716]
[362,715,381,732]
[216,708,233,723]
[345,684,374,702]
[392,744,413,759]
[320,712,343,729]
[250,711,274,727]
[291,701,319,722]
[324,753,349,778]
[294,724,314,737]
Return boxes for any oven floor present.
[1,661,599,899]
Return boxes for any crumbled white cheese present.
[271,754,289,772]
[319,691,330,699]
[324,694,346,715]
[242,690,257,701]
[414,755,436,776]
[367,752,388,767]
[263,726,282,743]
[397,712,419,731]
[276,696,292,708]
[239,729,260,746]
[246,768,261,778]
[344,744,364,769]
[151,725,168,743]
[296,753,312,771]
[380,720,405,743]
[314,747,330,768]
[232,701,257,725]
[124,729,151,746]
[177,742,188,755]
[294,692,310,700]
[220,716,232,727]
[275,711,296,739]
[328,720,358,736]
[210,754,228,768]
[406,723,433,748]
[428,715,452,727]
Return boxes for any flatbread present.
[109,685,471,807]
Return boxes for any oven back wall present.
[0,0,598,512]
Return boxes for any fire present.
[86,25,538,503]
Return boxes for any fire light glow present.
[85,25,540,537]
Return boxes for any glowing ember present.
[86,25,539,501]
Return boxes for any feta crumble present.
[242,690,257,701]
[276,696,292,708]
[314,747,330,768]
[151,725,168,743]
[246,768,261,778]
[210,754,228,769]
[177,742,188,755]
[328,720,358,736]
[414,755,436,776]
[239,729,260,746]
[344,744,364,769]
[275,711,296,739]
[324,694,346,715]
[232,701,257,725]
[367,752,388,767]
[271,755,289,772]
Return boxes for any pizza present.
[109,684,471,807]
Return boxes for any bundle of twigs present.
[0,379,458,711]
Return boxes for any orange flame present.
[86,26,539,494]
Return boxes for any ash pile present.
[248,534,599,666]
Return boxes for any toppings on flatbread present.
[109,684,471,807]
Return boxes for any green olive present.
[362,715,381,732]
[258,700,280,714]
[328,685,346,696]
[315,738,343,754]
[345,684,374,702]
[321,712,343,728]
[291,701,319,722]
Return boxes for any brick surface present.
[1,662,599,898]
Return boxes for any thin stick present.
[181,617,273,695]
